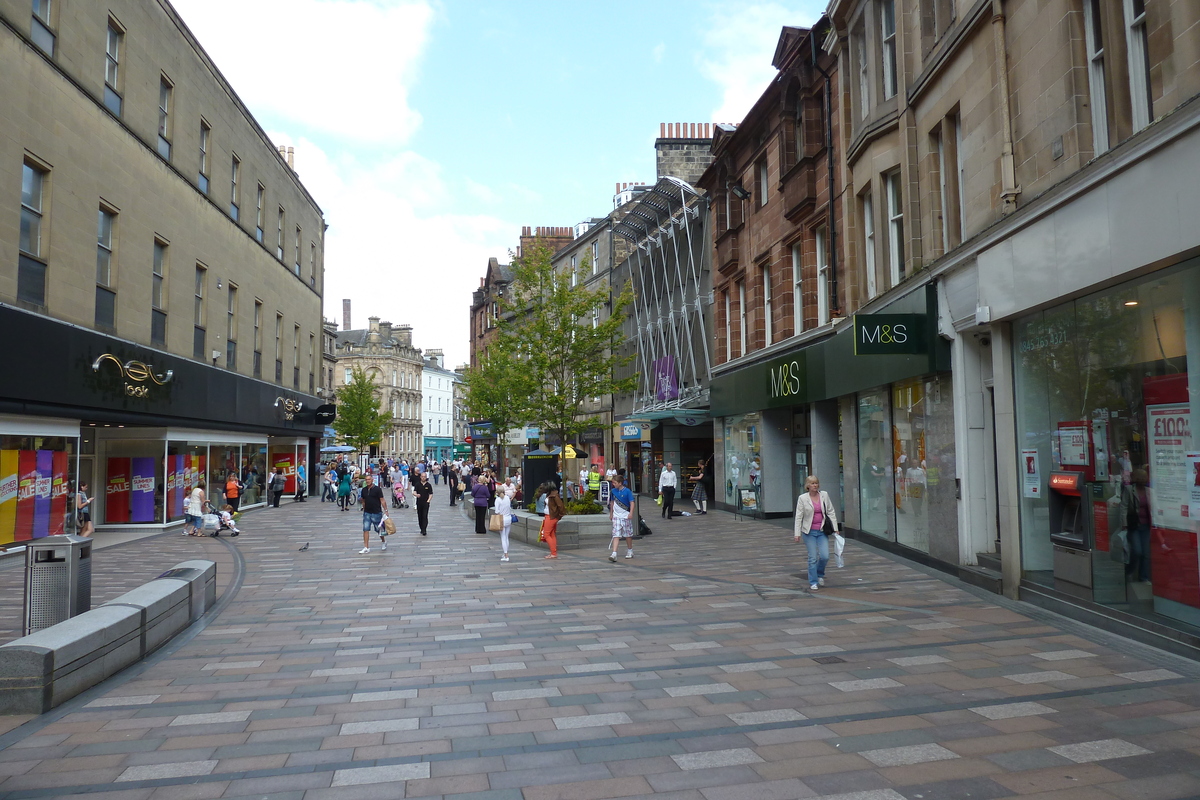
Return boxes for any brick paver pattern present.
[3,491,1200,799]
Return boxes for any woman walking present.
[185,480,207,536]
[494,485,513,561]
[541,482,564,559]
[794,475,838,591]
[691,459,708,514]
[75,482,94,538]
[337,469,353,511]
[414,470,433,536]
[471,467,490,534]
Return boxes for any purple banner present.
[653,355,679,401]
[131,457,157,523]
[33,450,53,538]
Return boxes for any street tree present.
[461,348,533,473]
[500,240,636,450]
[332,366,391,455]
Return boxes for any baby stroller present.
[392,483,408,509]
[203,501,240,537]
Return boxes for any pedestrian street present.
[3,492,1200,799]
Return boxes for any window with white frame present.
[737,281,747,357]
[104,19,123,115]
[226,283,238,369]
[815,226,830,326]
[885,171,905,287]
[591,241,598,274]
[761,263,773,345]
[1082,0,1109,154]
[294,225,301,275]
[152,239,167,346]
[96,206,117,331]
[792,243,804,335]
[880,0,897,99]
[856,31,870,120]
[157,76,172,159]
[18,161,48,308]
[193,265,206,360]
[1124,0,1152,132]
[344,367,352,384]
[32,0,54,55]
[230,155,240,220]
[758,159,769,207]
[723,290,732,360]
[253,300,262,377]
[862,191,878,299]
[198,120,210,193]
[255,184,264,242]
[276,207,285,261]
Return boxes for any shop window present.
[723,414,763,512]
[0,434,77,544]
[1014,264,1199,628]
[858,388,893,538]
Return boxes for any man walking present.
[269,467,286,508]
[359,473,386,554]
[658,461,677,520]
[607,473,637,562]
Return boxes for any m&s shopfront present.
[0,305,324,546]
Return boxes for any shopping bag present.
[489,513,503,532]
[510,514,519,524]
[382,515,396,536]
[1110,528,1130,564]
[656,495,663,506]
[201,513,220,532]
[538,518,546,542]
[832,531,845,568]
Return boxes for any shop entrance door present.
[792,438,812,507]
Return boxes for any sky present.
[170,0,825,368]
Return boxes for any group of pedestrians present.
[655,459,709,520]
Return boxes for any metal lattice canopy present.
[614,177,711,415]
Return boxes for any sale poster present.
[32,450,52,539]
[130,457,157,523]
[51,451,68,536]
[1189,452,1200,513]
[1147,404,1192,532]
[1058,424,1090,466]
[0,450,17,545]
[106,457,131,524]
[1022,448,1041,498]
[1093,499,1111,551]
[15,450,37,542]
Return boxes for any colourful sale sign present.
[106,457,131,524]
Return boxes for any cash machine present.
[1047,421,1109,600]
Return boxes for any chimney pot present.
[659,122,665,137]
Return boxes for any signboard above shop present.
[853,314,927,355]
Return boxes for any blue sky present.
[171,0,824,366]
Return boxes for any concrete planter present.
[485,510,615,552]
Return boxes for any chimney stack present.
[342,299,351,331]
[286,146,294,170]
[368,316,380,334]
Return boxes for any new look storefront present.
[0,305,325,544]
[711,286,960,565]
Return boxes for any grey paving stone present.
[115,760,217,782]
[331,762,430,786]
[1048,738,1153,762]
[671,748,764,770]
[985,748,1075,771]
[859,743,959,767]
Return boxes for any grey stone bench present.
[0,560,216,715]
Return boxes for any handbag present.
[458,482,466,492]
[538,518,546,542]
[510,513,518,524]
[820,495,835,535]
[489,513,503,532]
[382,515,396,536]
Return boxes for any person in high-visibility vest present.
[587,464,603,496]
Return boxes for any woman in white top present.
[494,489,514,562]
[185,480,207,536]
[794,475,838,591]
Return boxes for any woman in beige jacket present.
[794,475,838,591]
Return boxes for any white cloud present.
[173,0,433,145]
[697,2,821,125]
[652,42,666,63]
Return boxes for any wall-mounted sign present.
[274,397,304,421]
[526,427,540,439]
[852,314,926,355]
[621,423,642,440]
[653,355,679,401]
[92,354,174,397]
[314,404,336,424]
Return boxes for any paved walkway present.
[3,489,1200,799]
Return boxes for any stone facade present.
[0,0,325,388]
[333,317,424,460]
[655,123,718,187]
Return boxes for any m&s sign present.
[853,314,926,356]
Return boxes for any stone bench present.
[0,560,216,715]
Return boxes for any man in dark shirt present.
[359,473,386,554]
[413,471,433,535]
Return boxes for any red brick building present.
[698,25,843,367]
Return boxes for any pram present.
[392,483,408,509]
[202,501,240,537]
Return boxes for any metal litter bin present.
[23,534,92,635]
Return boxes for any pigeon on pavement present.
[298,542,309,551]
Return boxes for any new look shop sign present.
[853,314,927,356]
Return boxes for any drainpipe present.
[992,0,1022,214]
[810,21,840,315]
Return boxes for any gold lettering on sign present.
[274,397,304,421]
[92,354,174,397]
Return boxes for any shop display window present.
[0,435,77,544]
[165,441,207,523]
[723,413,762,512]
[242,444,266,505]
[103,439,167,525]
[857,389,893,538]
[1015,263,1200,627]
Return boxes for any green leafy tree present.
[461,349,533,473]
[500,240,637,449]
[332,366,391,454]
